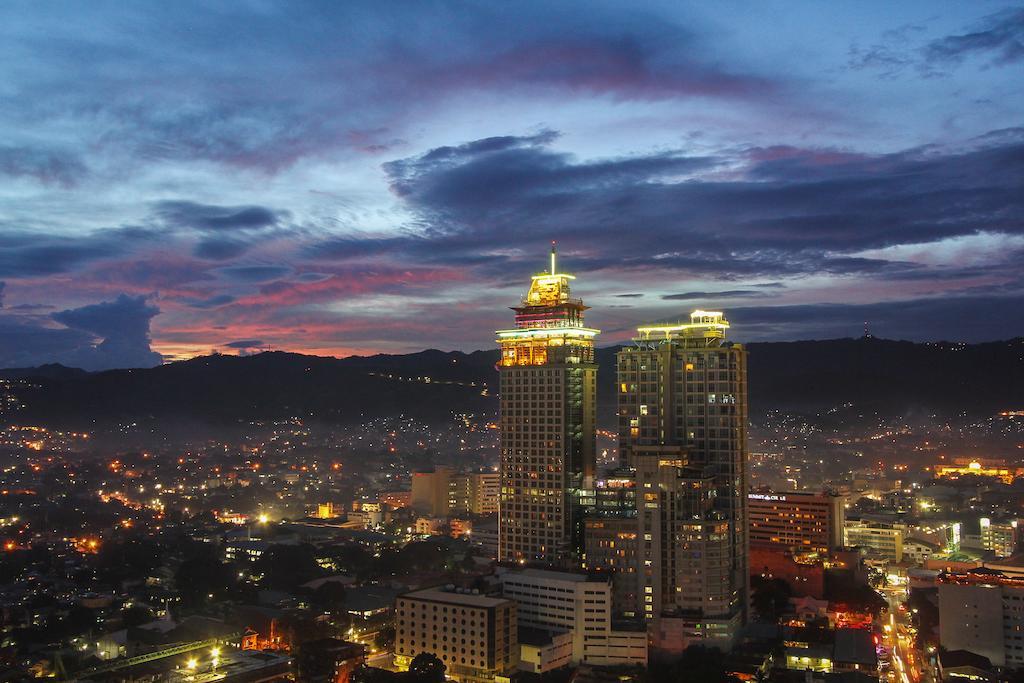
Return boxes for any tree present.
[398,540,451,573]
[121,604,154,628]
[254,544,322,589]
[824,571,887,616]
[352,665,401,683]
[279,612,331,650]
[642,645,736,683]
[751,576,792,622]
[95,538,165,588]
[175,555,238,606]
[408,653,446,683]
[374,625,395,651]
[310,581,347,612]
[318,543,374,578]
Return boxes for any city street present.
[879,586,934,683]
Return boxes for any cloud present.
[194,237,250,261]
[661,290,775,301]
[381,129,1024,279]
[0,294,162,370]
[0,4,788,175]
[0,145,87,187]
[293,272,331,283]
[148,201,288,261]
[154,200,284,232]
[0,228,153,278]
[0,317,94,369]
[305,235,414,261]
[0,4,1021,353]
[86,257,215,292]
[225,339,264,349]
[183,294,236,309]
[850,10,1024,77]
[246,265,464,306]
[217,265,292,282]
[923,9,1024,67]
[0,280,4,307]
[725,294,1024,342]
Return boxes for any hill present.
[2,337,1021,429]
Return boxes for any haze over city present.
[1,2,1023,370]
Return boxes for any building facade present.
[844,520,906,562]
[498,568,647,667]
[938,570,1024,668]
[412,467,454,517]
[498,246,598,566]
[449,471,500,516]
[586,310,749,648]
[747,491,845,553]
[412,468,499,517]
[980,517,1021,559]
[394,587,518,683]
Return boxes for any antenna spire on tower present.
[550,240,557,274]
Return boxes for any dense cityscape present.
[3,2,1024,682]
[1,250,1022,683]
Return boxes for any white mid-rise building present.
[844,520,906,562]
[938,570,1024,668]
[498,567,647,668]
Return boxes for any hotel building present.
[498,246,598,566]
[394,587,518,683]
[747,491,846,554]
[585,310,749,648]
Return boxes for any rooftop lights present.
[635,310,730,340]
[495,327,599,339]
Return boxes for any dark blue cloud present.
[0,2,1020,356]
[723,294,1024,343]
[293,272,331,283]
[183,294,236,309]
[217,265,292,282]
[850,10,1024,77]
[147,201,287,261]
[0,145,87,187]
[0,232,134,278]
[0,3,787,174]
[194,238,250,261]
[662,290,776,301]
[225,339,263,349]
[380,129,1024,279]
[305,236,414,261]
[155,201,283,231]
[924,9,1024,67]
[0,294,162,370]
[0,317,93,369]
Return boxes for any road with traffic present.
[879,585,934,683]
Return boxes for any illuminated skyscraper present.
[497,245,598,566]
[585,310,749,649]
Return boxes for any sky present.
[1,1,1023,370]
